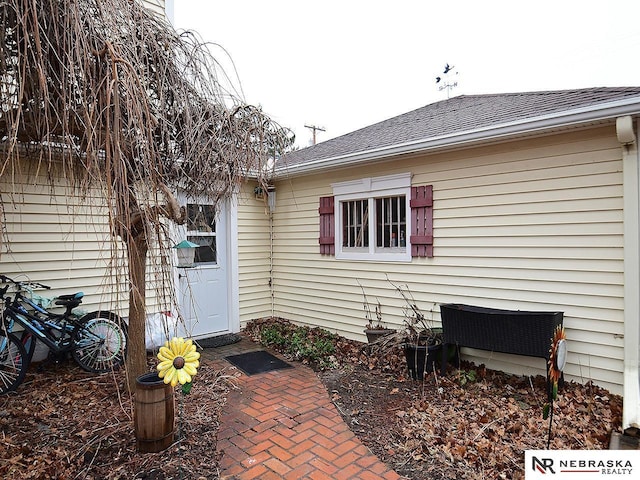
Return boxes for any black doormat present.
[196,333,241,349]
[224,350,292,375]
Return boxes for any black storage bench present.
[439,303,563,379]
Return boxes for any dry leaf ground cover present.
[0,358,232,479]
[0,317,623,479]
[320,364,620,479]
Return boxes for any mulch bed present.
[0,358,233,479]
[0,320,623,479]
[319,363,620,479]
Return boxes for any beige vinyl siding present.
[237,184,273,323]
[1,174,168,318]
[269,125,625,394]
[141,0,166,19]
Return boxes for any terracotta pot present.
[364,328,395,344]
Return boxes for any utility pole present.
[304,124,326,145]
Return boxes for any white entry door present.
[177,202,229,339]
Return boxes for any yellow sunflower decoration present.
[157,337,200,390]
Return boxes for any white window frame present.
[332,173,412,262]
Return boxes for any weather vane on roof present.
[435,63,459,99]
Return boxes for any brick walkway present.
[203,337,403,480]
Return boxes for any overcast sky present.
[173,1,640,148]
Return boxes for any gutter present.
[276,96,640,178]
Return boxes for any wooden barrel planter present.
[134,372,175,453]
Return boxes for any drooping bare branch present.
[1,0,293,202]
[1,0,294,387]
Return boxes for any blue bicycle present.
[0,275,128,394]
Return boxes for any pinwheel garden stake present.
[544,325,567,448]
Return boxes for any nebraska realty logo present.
[525,451,640,479]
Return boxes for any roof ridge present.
[457,86,640,97]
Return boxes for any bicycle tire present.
[71,311,128,373]
[0,332,28,394]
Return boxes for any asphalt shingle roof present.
[283,87,640,169]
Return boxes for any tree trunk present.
[126,234,149,391]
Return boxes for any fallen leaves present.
[319,350,623,480]
[247,318,623,479]
[0,358,232,479]
[3,324,623,480]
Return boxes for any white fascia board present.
[276,97,640,178]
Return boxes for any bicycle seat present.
[55,292,84,308]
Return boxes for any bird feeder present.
[173,240,199,268]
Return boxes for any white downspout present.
[619,115,640,430]
[228,196,241,333]
[269,210,275,318]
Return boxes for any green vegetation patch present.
[246,318,338,370]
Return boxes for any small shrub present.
[253,319,338,370]
[457,369,477,386]
[260,323,289,348]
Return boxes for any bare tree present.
[0,0,293,388]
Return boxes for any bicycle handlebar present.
[0,275,51,290]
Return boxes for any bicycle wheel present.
[0,332,28,394]
[72,311,128,373]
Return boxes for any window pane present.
[187,204,216,233]
[186,203,217,264]
[342,200,368,247]
[375,195,406,248]
[187,236,217,263]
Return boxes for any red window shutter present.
[410,185,433,258]
[319,196,335,255]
